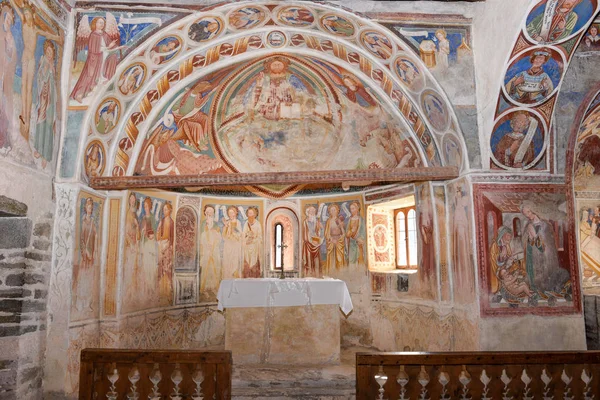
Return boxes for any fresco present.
[275,5,314,27]
[300,195,365,278]
[198,198,264,301]
[121,191,176,314]
[580,21,600,50]
[174,206,198,272]
[415,183,437,300]
[76,2,467,183]
[577,199,600,284]
[383,21,475,105]
[228,6,268,31]
[573,102,600,191]
[135,54,421,197]
[366,207,395,270]
[71,191,104,322]
[69,10,177,105]
[525,0,597,44]
[474,184,580,316]
[0,0,63,172]
[490,109,547,170]
[503,47,564,106]
[491,0,599,172]
[447,178,476,304]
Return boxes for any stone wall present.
[0,196,53,399]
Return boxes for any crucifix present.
[278,242,288,280]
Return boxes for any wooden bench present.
[356,351,600,399]
[79,349,232,399]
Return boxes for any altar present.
[217,278,353,365]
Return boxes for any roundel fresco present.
[77,1,466,197]
[491,0,600,171]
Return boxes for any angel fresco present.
[70,13,121,103]
[8,0,61,140]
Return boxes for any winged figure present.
[70,12,122,102]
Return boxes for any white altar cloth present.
[216,278,353,316]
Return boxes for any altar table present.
[217,278,353,365]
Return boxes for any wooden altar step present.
[231,363,355,399]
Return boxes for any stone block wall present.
[0,196,53,399]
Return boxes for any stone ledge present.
[0,196,27,217]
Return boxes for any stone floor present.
[231,346,372,399]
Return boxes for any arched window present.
[266,207,299,275]
[394,207,417,268]
[274,222,284,270]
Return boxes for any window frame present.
[394,206,418,269]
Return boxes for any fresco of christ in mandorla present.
[135,54,422,192]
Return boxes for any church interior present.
[2,0,600,398]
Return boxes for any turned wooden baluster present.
[438,368,450,400]
[397,365,409,400]
[541,368,554,400]
[417,365,430,400]
[191,364,205,400]
[459,365,472,400]
[582,369,594,400]
[127,366,141,400]
[374,364,388,400]
[480,369,492,400]
[501,368,513,400]
[562,368,574,400]
[106,365,119,400]
[170,363,184,400]
[521,368,533,400]
[148,363,162,400]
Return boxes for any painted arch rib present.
[76,1,467,197]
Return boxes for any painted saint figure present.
[452,185,475,301]
[70,16,120,103]
[188,19,220,42]
[489,226,533,301]
[200,205,222,298]
[123,193,140,303]
[345,202,365,267]
[74,198,97,313]
[584,25,600,49]
[302,205,323,277]
[324,204,345,275]
[9,0,61,139]
[222,206,243,279]
[527,0,584,43]
[139,197,158,301]
[505,50,554,104]
[156,202,174,304]
[242,206,262,278]
[521,204,571,299]
[33,40,58,169]
[435,29,450,70]
[0,5,16,147]
[253,56,298,120]
[493,112,537,168]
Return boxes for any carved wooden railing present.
[356,351,600,400]
[79,349,232,399]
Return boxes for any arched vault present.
[77,1,468,197]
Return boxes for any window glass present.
[275,223,283,269]
[396,212,407,267]
[407,209,417,267]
